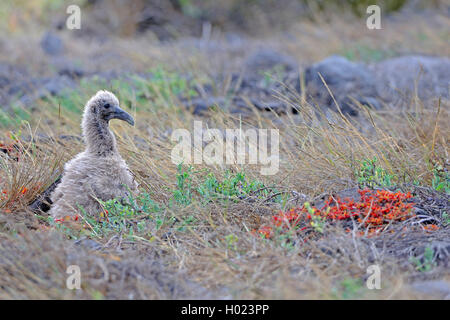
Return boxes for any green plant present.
[411,247,436,272]
[137,192,163,213]
[176,215,196,231]
[224,233,239,250]
[340,44,396,62]
[50,190,164,239]
[50,216,80,239]
[84,198,149,237]
[332,278,365,300]
[177,0,202,18]
[41,67,200,121]
[197,170,276,203]
[260,65,286,87]
[442,212,450,226]
[431,165,449,194]
[355,157,396,189]
[304,202,326,233]
[172,164,194,205]
[308,0,408,17]
[146,67,198,102]
[170,167,281,205]
[0,105,31,128]
[310,214,326,234]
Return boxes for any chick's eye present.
[104,103,111,109]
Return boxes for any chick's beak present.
[110,106,135,126]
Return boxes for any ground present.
[0,0,449,299]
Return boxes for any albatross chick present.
[49,90,138,218]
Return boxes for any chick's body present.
[50,151,137,218]
[49,90,137,218]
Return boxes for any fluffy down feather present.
[49,90,137,218]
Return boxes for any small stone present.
[40,31,64,56]
[372,55,450,103]
[244,49,298,75]
[304,55,377,116]
[411,280,450,298]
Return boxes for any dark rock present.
[411,280,450,299]
[41,76,74,96]
[304,55,377,116]
[73,238,103,251]
[40,32,64,56]
[219,69,300,115]
[0,63,30,107]
[3,72,75,109]
[247,98,286,113]
[230,97,253,114]
[354,96,382,110]
[57,63,85,79]
[0,64,20,88]
[244,49,298,75]
[59,135,82,142]
[225,32,246,48]
[340,96,382,116]
[312,187,361,209]
[372,55,450,103]
[305,55,374,90]
[184,97,226,115]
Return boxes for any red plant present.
[255,189,419,239]
[0,141,23,161]
[54,215,81,223]
[423,224,439,232]
[1,187,31,206]
[1,184,41,211]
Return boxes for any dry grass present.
[0,76,448,299]
[0,3,449,300]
